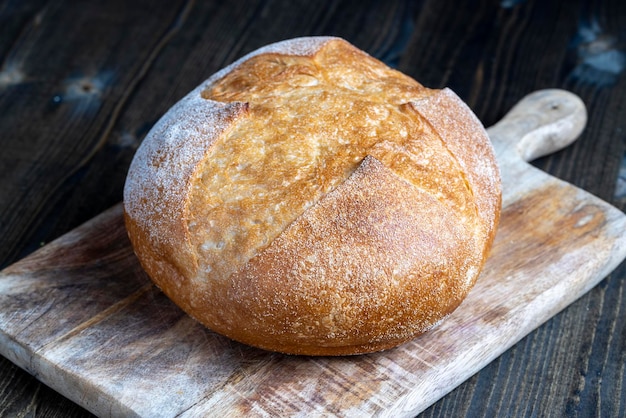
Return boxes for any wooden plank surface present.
[2,1,626,417]
[0,89,624,417]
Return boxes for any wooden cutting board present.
[1,90,625,417]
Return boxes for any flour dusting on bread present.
[123,37,501,355]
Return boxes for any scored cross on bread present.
[124,37,501,355]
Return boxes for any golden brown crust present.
[123,37,501,355]
[410,89,501,254]
[223,155,483,355]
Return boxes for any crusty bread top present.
[193,39,480,285]
[123,37,501,355]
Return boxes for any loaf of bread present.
[123,37,501,355]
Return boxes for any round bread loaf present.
[123,37,501,355]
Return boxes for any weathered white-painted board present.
[0,90,625,417]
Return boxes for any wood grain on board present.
[0,89,624,417]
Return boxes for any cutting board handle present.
[487,89,587,162]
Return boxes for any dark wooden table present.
[1,0,625,416]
